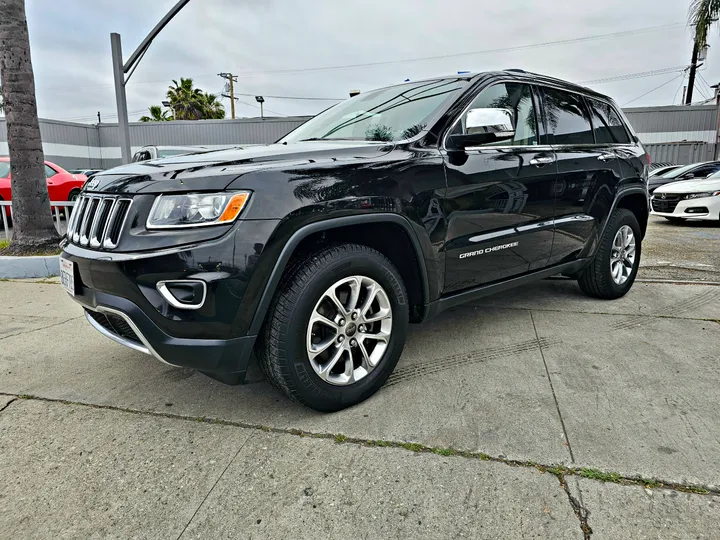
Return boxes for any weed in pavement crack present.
[3,392,718,497]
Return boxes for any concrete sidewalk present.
[1,278,719,539]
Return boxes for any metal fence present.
[0,200,75,242]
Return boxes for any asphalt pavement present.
[1,217,719,539]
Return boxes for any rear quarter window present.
[586,98,631,144]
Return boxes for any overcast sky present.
[22,0,717,123]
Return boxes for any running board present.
[426,259,590,318]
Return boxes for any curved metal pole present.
[111,0,192,164]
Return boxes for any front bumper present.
[74,290,256,376]
[650,195,720,221]
[61,219,281,378]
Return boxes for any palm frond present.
[689,0,720,48]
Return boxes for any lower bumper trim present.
[85,306,176,366]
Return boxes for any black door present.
[539,88,623,265]
[442,82,557,293]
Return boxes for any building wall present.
[0,116,310,170]
[2,104,719,169]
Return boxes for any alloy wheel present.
[306,275,393,386]
[610,225,636,285]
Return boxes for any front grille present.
[67,195,132,249]
[651,196,681,213]
[86,310,141,344]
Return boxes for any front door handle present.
[530,156,556,167]
[598,153,615,162]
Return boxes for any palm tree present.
[166,78,205,120]
[0,0,60,253]
[140,105,172,122]
[201,92,225,119]
[689,0,720,49]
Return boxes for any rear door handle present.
[530,156,556,167]
[598,153,615,162]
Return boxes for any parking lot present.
[1,216,719,539]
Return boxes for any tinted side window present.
[688,164,720,178]
[455,82,538,146]
[587,98,630,144]
[44,165,57,178]
[541,88,594,145]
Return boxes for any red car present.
[0,157,87,216]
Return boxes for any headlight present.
[147,192,250,229]
[683,191,720,200]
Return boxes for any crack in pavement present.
[558,475,593,539]
[3,392,717,498]
[0,397,17,413]
[530,311,593,537]
[175,431,255,540]
[0,316,83,341]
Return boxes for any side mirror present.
[683,173,695,180]
[448,108,515,150]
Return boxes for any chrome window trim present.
[441,76,634,151]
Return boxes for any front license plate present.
[60,257,75,296]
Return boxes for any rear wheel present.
[578,209,641,299]
[258,243,408,412]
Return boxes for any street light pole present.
[110,0,192,163]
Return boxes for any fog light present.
[686,207,709,214]
[156,280,207,310]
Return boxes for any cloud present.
[22,0,711,122]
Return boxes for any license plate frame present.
[60,257,75,296]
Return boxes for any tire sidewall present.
[281,249,408,410]
[600,212,642,296]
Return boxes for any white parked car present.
[650,175,720,223]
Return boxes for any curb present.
[0,255,60,278]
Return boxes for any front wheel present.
[258,244,409,412]
[577,209,641,299]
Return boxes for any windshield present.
[659,163,706,179]
[0,162,9,178]
[281,79,467,143]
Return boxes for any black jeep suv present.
[60,70,649,411]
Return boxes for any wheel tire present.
[664,216,685,224]
[68,189,81,202]
[258,243,409,412]
[577,209,641,300]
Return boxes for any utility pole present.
[218,72,238,119]
[111,0,191,163]
[97,111,101,123]
[685,40,699,105]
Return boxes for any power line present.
[228,23,683,79]
[234,93,343,101]
[37,22,683,91]
[580,65,688,85]
[622,74,685,107]
[672,73,687,104]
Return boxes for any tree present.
[0,0,60,253]
[0,85,4,114]
[200,92,225,119]
[689,0,720,49]
[144,79,225,121]
[166,78,205,120]
[140,105,172,122]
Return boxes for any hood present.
[86,141,395,194]
[653,178,720,194]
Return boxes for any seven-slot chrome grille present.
[66,195,132,249]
